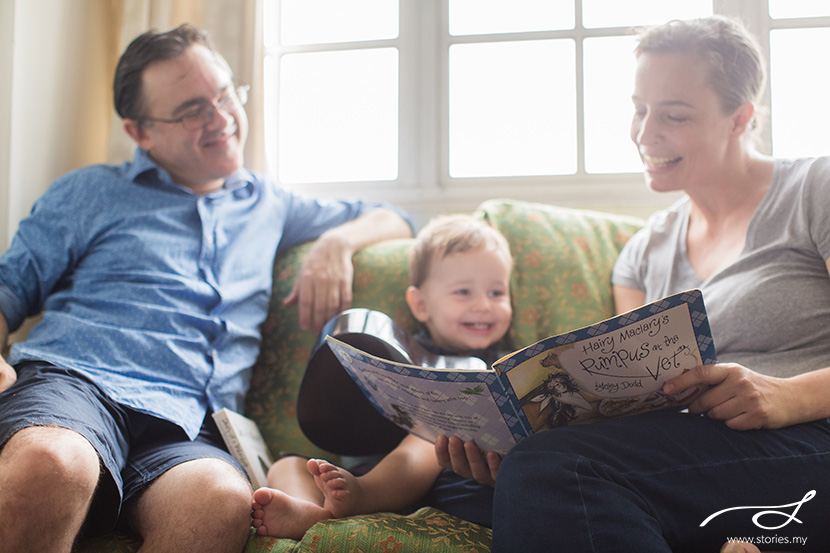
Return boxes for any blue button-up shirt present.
[0,148,406,439]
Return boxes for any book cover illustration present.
[326,289,717,455]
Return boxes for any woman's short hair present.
[113,23,227,121]
[635,16,766,132]
[408,214,512,288]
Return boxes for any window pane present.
[449,40,576,178]
[584,36,641,174]
[582,0,712,29]
[449,0,574,35]
[769,0,830,19]
[280,0,398,45]
[279,48,398,183]
[770,28,830,158]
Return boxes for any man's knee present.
[134,458,252,527]
[1,426,100,489]
[127,458,252,551]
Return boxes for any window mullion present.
[575,0,586,178]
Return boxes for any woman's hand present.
[663,363,799,430]
[435,435,501,487]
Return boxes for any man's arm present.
[0,311,17,393]
[283,207,413,333]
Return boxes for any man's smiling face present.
[126,44,248,194]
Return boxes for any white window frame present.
[263,0,830,219]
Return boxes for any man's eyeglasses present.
[140,85,250,131]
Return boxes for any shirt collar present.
[125,147,256,197]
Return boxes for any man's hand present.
[0,358,17,393]
[664,363,798,431]
[283,208,412,334]
[435,435,500,488]
[283,232,354,334]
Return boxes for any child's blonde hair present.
[408,214,512,288]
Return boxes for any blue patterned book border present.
[494,289,717,373]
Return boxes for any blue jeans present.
[492,409,830,553]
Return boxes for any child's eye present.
[489,290,506,298]
[453,289,470,296]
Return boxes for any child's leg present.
[250,456,332,539]
[267,455,325,504]
[309,434,443,518]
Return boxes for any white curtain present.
[106,0,267,173]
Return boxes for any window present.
[767,1,830,158]
[262,1,830,217]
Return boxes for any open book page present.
[325,339,530,455]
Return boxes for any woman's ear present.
[406,285,430,323]
[730,102,755,136]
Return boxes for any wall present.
[0,0,119,250]
[0,1,15,250]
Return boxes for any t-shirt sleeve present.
[803,156,830,262]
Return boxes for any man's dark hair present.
[113,23,221,121]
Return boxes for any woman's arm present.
[664,363,830,430]
[613,285,646,315]
[662,258,830,431]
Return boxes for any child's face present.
[407,247,512,354]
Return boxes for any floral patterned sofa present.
[76,199,643,553]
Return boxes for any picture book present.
[212,408,275,489]
[325,289,717,455]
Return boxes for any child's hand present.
[435,435,500,487]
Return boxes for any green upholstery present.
[75,199,643,553]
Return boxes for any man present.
[0,24,411,553]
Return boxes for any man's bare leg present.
[129,458,252,553]
[251,456,332,539]
[0,426,101,553]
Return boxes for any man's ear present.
[123,119,151,149]
[405,285,430,323]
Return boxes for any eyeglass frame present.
[138,84,250,131]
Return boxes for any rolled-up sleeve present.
[0,175,86,332]
[275,188,413,253]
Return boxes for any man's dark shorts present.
[0,361,247,534]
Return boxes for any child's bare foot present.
[307,458,371,518]
[251,487,332,540]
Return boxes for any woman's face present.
[630,52,741,193]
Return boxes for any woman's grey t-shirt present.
[613,156,830,378]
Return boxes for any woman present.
[442,16,830,552]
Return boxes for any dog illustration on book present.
[521,371,592,429]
